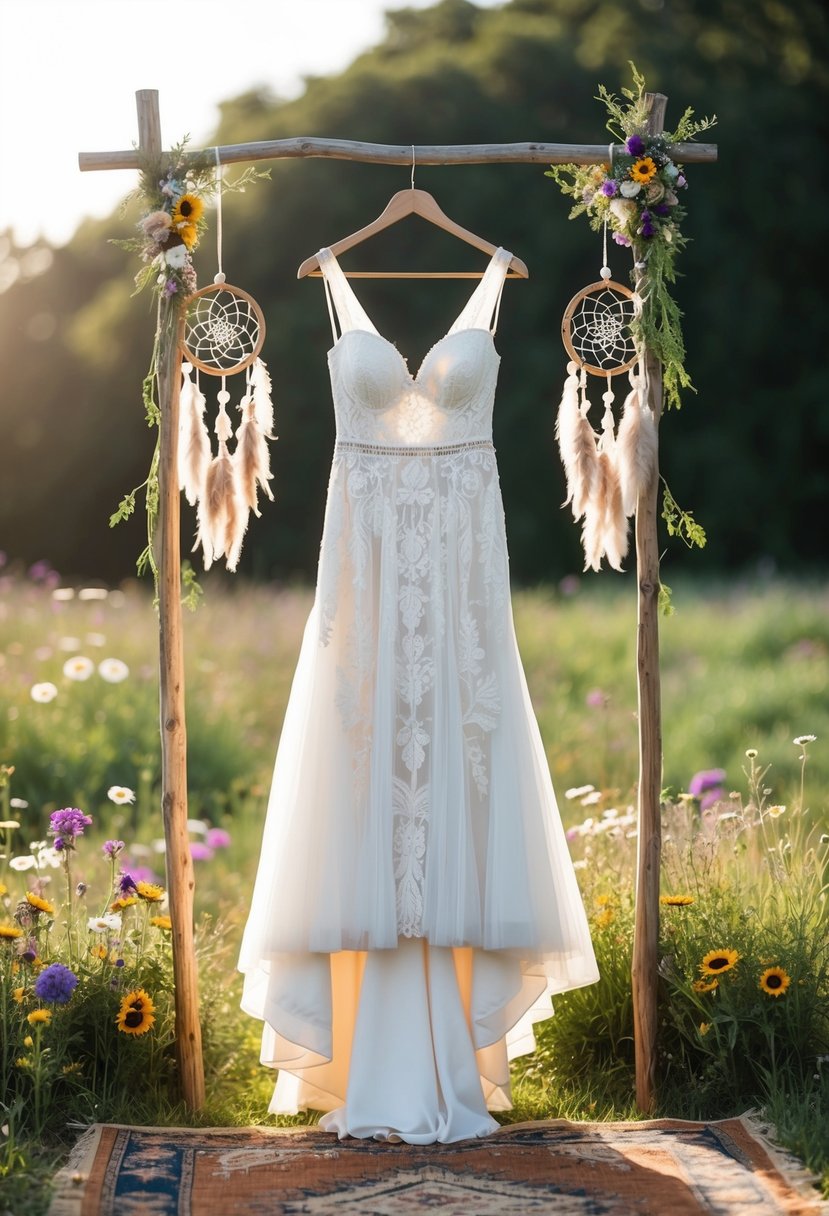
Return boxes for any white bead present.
[213,272,227,285]
[217,390,231,405]
[600,266,612,280]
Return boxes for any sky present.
[0,0,499,249]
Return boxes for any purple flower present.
[676,173,687,188]
[129,865,157,884]
[600,179,618,198]
[653,203,670,216]
[190,842,214,862]
[28,559,54,583]
[102,839,126,859]
[53,837,65,852]
[115,958,125,968]
[49,808,93,843]
[34,962,79,1005]
[640,209,655,239]
[625,134,646,157]
[164,278,178,297]
[689,768,727,811]
[118,871,138,895]
[205,828,231,850]
[613,232,632,247]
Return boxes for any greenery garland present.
[547,66,716,582]
[109,141,267,606]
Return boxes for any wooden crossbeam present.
[79,134,717,173]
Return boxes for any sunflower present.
[171,192,204,229]
[700,948,740,976]
[0,924,23,939]
[116,989,156,1036]
[135,882,165,903]
[27,1008,52,1025]
[759,966,791,997]
[692,977,719,993]
[150,915,172,931]
[629,157,658,183]
[660,894,694,906]
[25,893,55,916]
[110,896,139,912]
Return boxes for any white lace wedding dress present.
[238,247,599,1143]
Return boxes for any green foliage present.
[661,481,707,549]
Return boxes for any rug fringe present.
[736,1108,829,1211]
[47,1124,103,1216]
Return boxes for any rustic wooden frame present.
[79,88,715,1115]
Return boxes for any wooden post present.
[631,91,668,1114]
[136,89,206,1111]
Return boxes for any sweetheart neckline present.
[327,326,500,386]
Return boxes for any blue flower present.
[34,962,79,1005]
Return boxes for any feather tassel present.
[178,365,212,507]
[250,357,275,438]
[556,363,599,519]
[615,377,658,515]
[234,395,274,517]
[599,452,628,571]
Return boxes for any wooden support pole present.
[631,92,668,1115]
[136,89,206,1112]
[78,135,717,174]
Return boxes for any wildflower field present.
[1,566,827,1213]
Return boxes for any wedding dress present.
[238,246,599,1143]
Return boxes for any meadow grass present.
[1,570,827,1213]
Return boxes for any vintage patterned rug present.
[48,1115,827,1216]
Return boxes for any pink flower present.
[205,828,230,850]
[190,842,214,862]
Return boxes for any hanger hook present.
[411,144,416,190]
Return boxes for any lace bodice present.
[318,247,511,447]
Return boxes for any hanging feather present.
[556,363,599,519]
[234,394,274,517]
[178,363,212,507]
[250,357,275,438]
[615,375,659,516]
[599,451,628,571]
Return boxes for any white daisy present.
[63,655,94,681]
[107,786,136,805]
[565,785,595,800]
[9,856,36,871]
[30,682,58,703]
[88,914,122,933]
[58,636,81,651]
[98,658,129,683]
[85,632,107,647]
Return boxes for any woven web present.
[568,288,637,371]
[184,289,261,372]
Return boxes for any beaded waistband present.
[334,438,494,457]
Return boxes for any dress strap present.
[317,248,379,342]
[449,248,512,336]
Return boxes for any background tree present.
[1,0,826,585]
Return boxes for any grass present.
[0,570,828,1214]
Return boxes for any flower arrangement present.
[547,65,716,411]
[110,141,268,599]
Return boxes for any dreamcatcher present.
[556,220,657,572]
[178,155,275,572]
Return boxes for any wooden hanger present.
[297,187,529,280]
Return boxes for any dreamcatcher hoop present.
[561,279,638,377]
[182,282,266,376]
